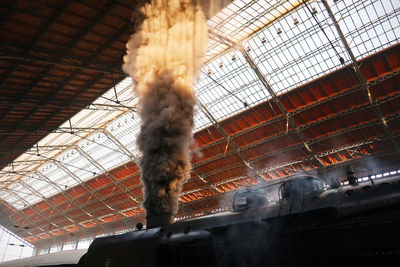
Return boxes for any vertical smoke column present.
[123,0,208,225]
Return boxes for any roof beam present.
[197,100,266,182]
[15,178,76,224]
[239,45,325,167]
[0,4,116,124]
[4,190,47,232]
[0,2,134,165]
[195,110,397,180]
[5,184,75,237]
[0,55,126,76]
[53,159,131,220]
[8,165,141,229]
[208,30,324,167]
[102,129,135,160]
[191,67,400,158]
[0,17,133,168]
[0,0,73,103]
[322,0,400,154]
[0,95,134,113]
[74,146,141,203]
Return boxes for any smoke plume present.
[123,0,208,218]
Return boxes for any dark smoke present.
[137,70,196,216]
[123,0,208,219]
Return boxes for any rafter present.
[208,30,324,167]
[0,0,73,102]
[0,55,125,76]
[102,129,135,160]
[322,0,400,154]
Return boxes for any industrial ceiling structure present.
[0,0,399,253]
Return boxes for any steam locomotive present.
[4,169,399,266]
[78,168,400,267]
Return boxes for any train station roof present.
[0,0,399,250]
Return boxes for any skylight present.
[0,0,399,210]
[0,78,138,209]
[195,49,268,128]
[333,0,400,59]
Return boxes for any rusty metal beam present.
[74,146,141,203]
[191,68,400,160]
[197,100,266,182]
[0,55,126,76]
[208,30,324,167]
[322,0,400,154]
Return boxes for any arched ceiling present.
[0,0,399,250]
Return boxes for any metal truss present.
[322,0,400,154]
[0,104,139,201]
[0,40,124,76]
[2,0,400,251]
[5,183,74,235]
[192,68,400,173]
[0,54,125,76]
[35,170,94,217]
[4,190,49,233]
[316,136,382,158]
[21,159,132,236]
[197,100,265,182]
[102,129,135,160]
[208,30,324,167]
[0,0,134,160]
[194,108,398,182]
[0,98,133,113]
[33,174,143,240]
[74,146,140,203]
[187,135,395,207]
[291,68,400,116]
[0,1,72,93]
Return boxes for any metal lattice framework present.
[0,0,399,253]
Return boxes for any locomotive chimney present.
[146,213,172,229]
[346,165,358,185]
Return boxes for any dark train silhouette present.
[4,168,400,266]
[79,168,400,267]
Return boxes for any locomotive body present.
[80,172,400,267]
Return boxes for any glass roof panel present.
[27,173,59,198]
[106,112,142,158]
[193,105,214,132]
[60,148,98,182]
[81,132,130,171]
[40,162,79,190]
[0,77,137,209]
[204,0,301,62]
[1,192,25,210]
[8,182,42,206]
[1,0,399,211]
[332,0,400,59]
[195,50,268,124]
[244,0,349,95]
